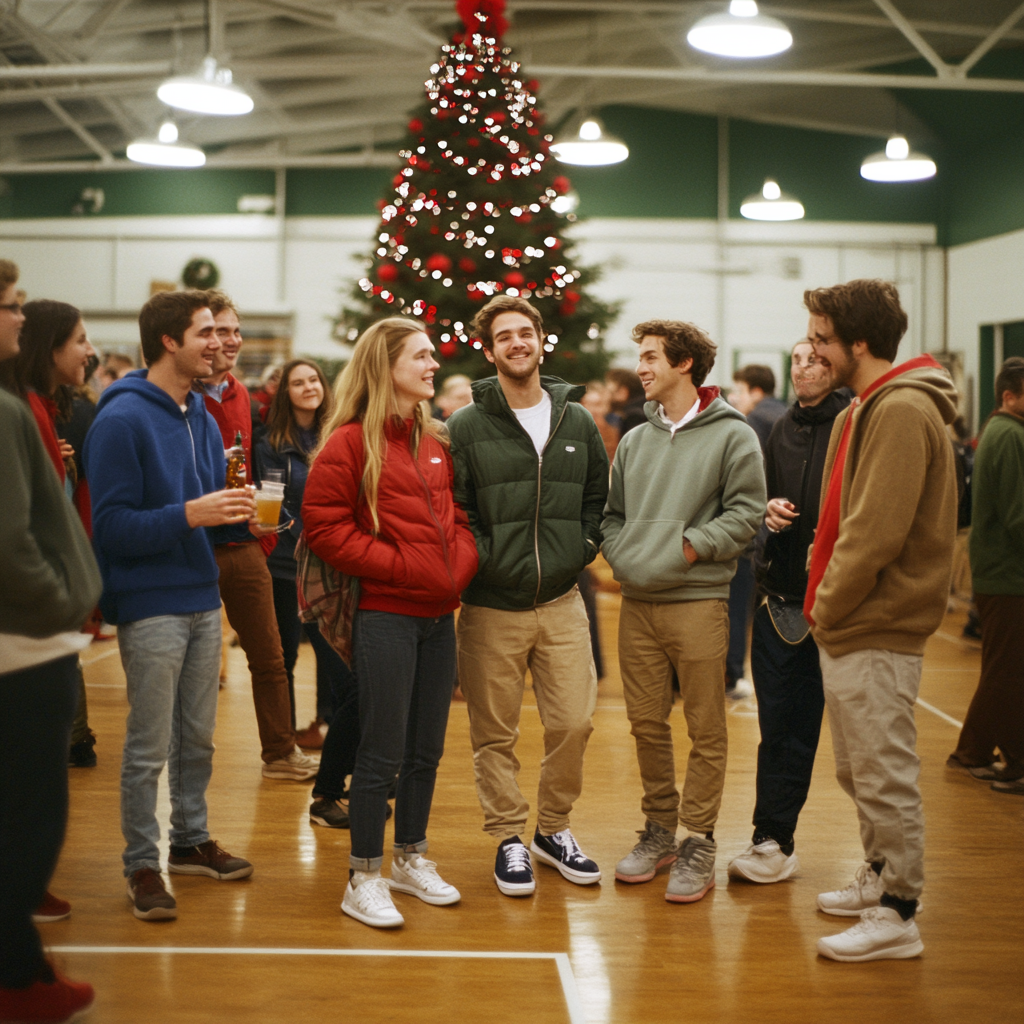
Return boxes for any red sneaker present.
[0,971,94,1023]
[31,892,71,924]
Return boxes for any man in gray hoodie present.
[602,319,766,904]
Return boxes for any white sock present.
[351,869,379,888]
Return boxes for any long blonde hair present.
[315,317,447,534]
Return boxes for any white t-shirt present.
[513,391,552,455]
[657,398,700,437]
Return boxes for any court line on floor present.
[49,946,584,1024]
[934,630,981,649]
[915,698,963,730]
[81,646,120,666]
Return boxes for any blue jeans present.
[349,610,456,870]
[118,610,221,877]
[727,553,755,685]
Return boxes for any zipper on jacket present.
[532,400,569,606]
[412,447,457,598]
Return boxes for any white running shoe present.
[389,855,461,906]
[817,861,885,916]
[728,839,799,884]
[817,907,923,962]
[342,877,404,928]
[262,747,320,781]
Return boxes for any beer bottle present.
[225,430,247,489]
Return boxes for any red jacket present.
[303,419,479,618]
[201,373,253,464]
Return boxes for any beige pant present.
[618,597,729,834]
[457,588,597,839]
[819,646,925,901]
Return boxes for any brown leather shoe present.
[295,719,326,750]
[127,868,177,920]
[168,839,253,880]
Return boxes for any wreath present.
[182,257,220,289]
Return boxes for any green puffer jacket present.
[449,376,610,611]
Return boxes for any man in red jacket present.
[196,290,317,781]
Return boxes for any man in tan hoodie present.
[803,279,957,963]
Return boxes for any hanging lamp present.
[860,136,937,182]
[687,1,792,59]
[157,55,254,116]
[550,118,629,167]
[740,179,804,221]
[127,121,206,167]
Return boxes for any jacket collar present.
[470,375,584,421]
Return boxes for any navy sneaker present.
[494,836,536,897]
[530,829,601,885]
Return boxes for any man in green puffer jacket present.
[448,296,609,900]
[603,319,765,906]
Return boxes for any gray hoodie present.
[602,388,767,602]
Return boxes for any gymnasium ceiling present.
[1,0,1023,170]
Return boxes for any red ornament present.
[526,79,539,92]
[440,340,457,358]
[504,271,525,287]
[489,111,506,124]
[552,175,572,195]
[468,137,480,148]
[459,257,477,273]
[564,289,580,303]
[408,118,423,134]
[426,253,453,273]
[467,287,485,302]
[392,172,405,186]
[424,305,438,325]
[377,263,399,282]
[515,212,532,223]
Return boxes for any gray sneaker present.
[615,821,678,883]
[665,835,716,903]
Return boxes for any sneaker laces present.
[503,842,531,872]
[634,824,672,855]
[400,855,447,892]
[355,876,395,910]
[550,830,586,864]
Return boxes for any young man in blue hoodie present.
[85,290,257,921]
[602,319,765,904]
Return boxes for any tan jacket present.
[810,363,958,657]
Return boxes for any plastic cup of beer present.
[255,481,285,527]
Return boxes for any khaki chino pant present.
[457,588,597,839]
[819,646,925,901]
[618,596,729,835]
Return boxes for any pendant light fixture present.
[860,136,937,182]
[740,179,804,221]
[550,117,629,167]
[157,55,254,116]
[127,121,206,167]
[687,1,792,59]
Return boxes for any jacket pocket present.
[607,519,690,593]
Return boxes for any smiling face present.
[484,310,542,383]
[166,307,219,379]
[0,283,24,362]
[51,318,96,389]
[391,331,439,415]
[286,362,325,415]
[791,340,833,406]
[636,334,692,407]
[807,313,857,390]
[209,308,242,376]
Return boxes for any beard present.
[493,347,542,381]
[825,346,857,389]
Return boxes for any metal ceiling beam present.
[0,78,160,105]
[41,98,115,163]
[75,0,136,41]
[0,151,401,173]
[0,62,172,79]
[871,0,950,77]
[956,1,1024,77]
[527,64,1024,93]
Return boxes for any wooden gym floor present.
[48,570,1023,1024]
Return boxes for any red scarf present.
[803,354,942,625]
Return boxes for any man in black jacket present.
[727,339,850,884]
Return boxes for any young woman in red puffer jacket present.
[302,316,478,930]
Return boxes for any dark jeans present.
[348,610,456,869]
[727,554,756,685]
[750,602,825,847]
[577,568,604,680]
[0,654,78,987]
[308,622,360,802]
[272,575,340,728]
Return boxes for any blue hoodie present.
[83,370,225,624]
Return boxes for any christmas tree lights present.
[339,0,618,380]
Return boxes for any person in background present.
[84,289,256,922]
[603,319,764,905]
[805,279,957,962]
[435,373,474,420]
[581,380,620,463]
[449,296,608,899]
[197,291,318,782]
[0,300,101,769]
[303,317,479,929]
[947,356,1024,795]
[251,362,283,435]
[93,353,135,395]
[0,258,101,1024]
[730,364,788,449]
[605,367,647,435]
[254,359,347,757]
[727,340,849,884]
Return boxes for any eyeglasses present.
[0,302,23,315]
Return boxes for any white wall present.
[2,213,944,391]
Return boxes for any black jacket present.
[757,390,851,602]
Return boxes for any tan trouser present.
[457,588,597,839]
[819,646,925,901]
[618,597,729,834]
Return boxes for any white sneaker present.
[817,907,923,962]
[262,747,320,781]
[727,677,754,700]
[389,854,460,906]
[342,876,404,928]
[817,861,884,916]
[728,839,799,884]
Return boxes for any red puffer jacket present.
[303,419,479,618]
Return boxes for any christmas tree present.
[338,0,618,382]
